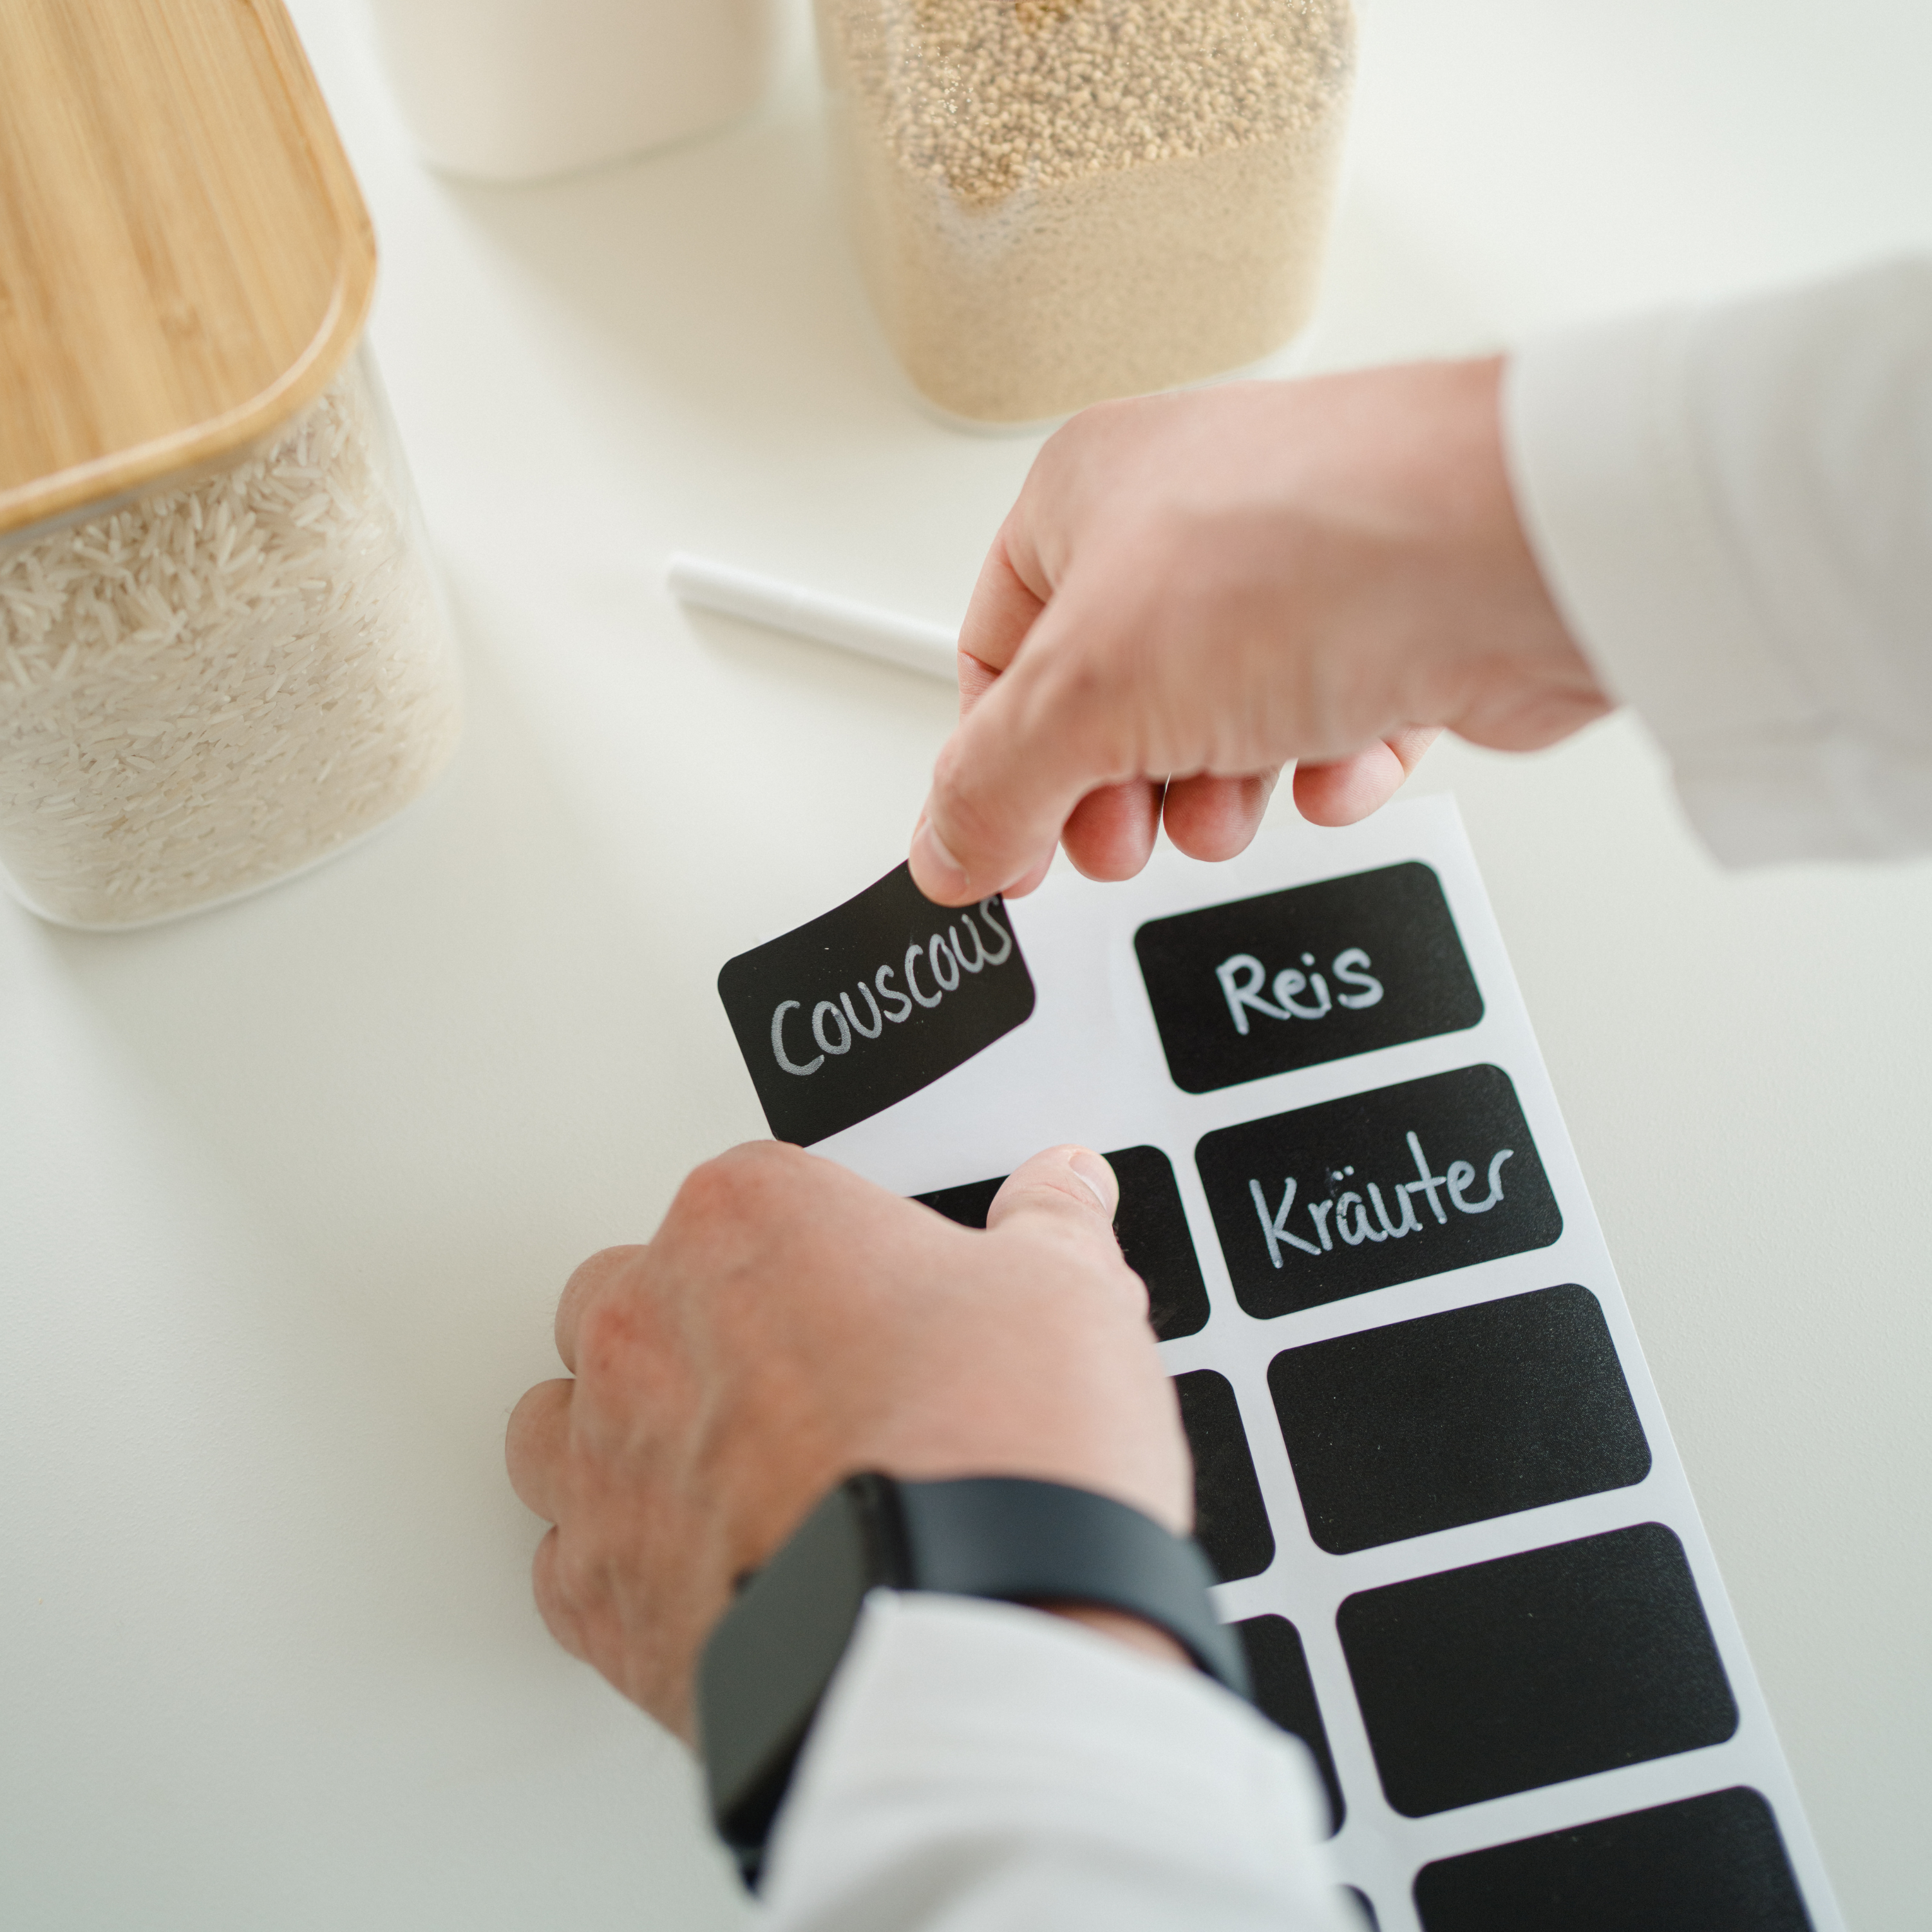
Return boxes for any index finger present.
[553,1244,645,1373]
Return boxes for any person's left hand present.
[504,1140,1190,1743]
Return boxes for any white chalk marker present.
[667,554,960,686]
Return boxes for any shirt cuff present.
[758,1591,1345,1932]
[1502,305,1897,864]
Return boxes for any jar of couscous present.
[813,0,1358,424]
[0,0,461,929]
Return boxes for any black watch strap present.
[884,1475,1247,1689]
[697,1473,1247,1885]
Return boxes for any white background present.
[3,2,1928,1927]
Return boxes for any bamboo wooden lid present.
[0,0,377,539]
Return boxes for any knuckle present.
[672,1141,804,1229]
[659,1144,825,1302]
[560,1244,634,1306]
[571,1289,644,1386]
[1035,408,1095,477]
[663,1157,748,1244]
[504,1381,556,1460]
[557,1245,642,1352]
[1036,643,1117,716]
[668,1159,733,1226]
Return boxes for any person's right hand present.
[909,356,1613,906]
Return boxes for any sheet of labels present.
[718,795,1838,1932]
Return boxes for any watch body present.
[696,1472,1247,1883]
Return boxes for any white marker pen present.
[667,554,960,687]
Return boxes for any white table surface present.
[4,3,1928,1927]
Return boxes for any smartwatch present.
[696,1472,1249,1885]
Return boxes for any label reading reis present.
[717,864,1035,1146]
[1196,1065,1562,1317]
[1133,862,1482,1095]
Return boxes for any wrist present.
[1426,355,1611,749]
[697,1472,1243,1884]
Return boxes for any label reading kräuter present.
[1195,1064,1562,1317]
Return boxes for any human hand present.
[504,1142,1189,1743]
[909,357,1610,905]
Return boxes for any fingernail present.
[1065,1148,1117,1215]
[912,815,969,897]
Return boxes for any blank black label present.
[1197,1065,1562,1318]
[717,865,1035,1146]
[1235,1615,1344,1836]
[1134,863,1482,1095]
[917,1145,1210,1341]
[1338,1524,1739,1817]
[1269,1285,1651,1553]
[1173,1370,1274,1582]
[1414,1787,1813,1932]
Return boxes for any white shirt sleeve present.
[1502,256,1932,864]
[756,1591,1351,1932]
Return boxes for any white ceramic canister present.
[366,0,784,182]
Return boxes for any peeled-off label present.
[717,864,1036,1146]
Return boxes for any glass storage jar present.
[814,0,1358,424]
[0,0,460,929]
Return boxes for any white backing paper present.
[815,796,1839,1931]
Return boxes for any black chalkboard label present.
[1173,1369,1274,1583]
[717,864,1035,1146]
[1414,1787,1812,1932]
[1269,1285,1651,1553]
[1196,1065,1562,1318]
[916,1144,1210,1341]
[1338,1523,1739,1818]
[1133,862,1483,1095]
[1234,1615,1345,1837]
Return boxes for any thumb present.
[984,1145,1121,1245]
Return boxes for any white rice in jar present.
[0,350,461,929]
